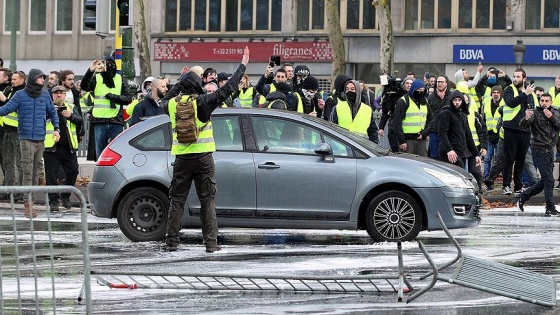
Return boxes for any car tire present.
[365,190,422,242]
[117,187,170,242]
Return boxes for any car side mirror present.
[314,142,334,163]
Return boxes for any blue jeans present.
[483,141,497,178]
[94,123,123,160]
[520,148,555,211]
[429,132,440,160]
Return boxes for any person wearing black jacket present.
[517,93,560,216]
[162,47,250,253]
[130,78,167,126]
[427,75,451,159]
[501,69,536,195]
[438,90,481,168]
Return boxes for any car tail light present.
[97,148,122,166]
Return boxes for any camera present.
[380,74,404,96]
[269,55,281,67]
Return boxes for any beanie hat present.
[301,76,319,90]
[491,85,503,95]
[334,75,352,94]
[408,79,425,96]
[274,82,293,94]
[217,72,230,82]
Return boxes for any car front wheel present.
[117,187,169,242]
[365,190,422,242]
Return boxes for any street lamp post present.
[513,39,526,69]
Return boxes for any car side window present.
[131,124,172,151]
[250,117,320,154]
[323,134,353,157]
[213,116,243,151]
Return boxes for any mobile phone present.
[269,55,281,67]
[95,60,107,72]
[530,80,535,85]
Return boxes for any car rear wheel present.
[117,187,169,242]
[365,190,422,242]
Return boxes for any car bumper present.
[87,167,127,218]
[416,187,481,230]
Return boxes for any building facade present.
[1,0,559,88]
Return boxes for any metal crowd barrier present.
[0,186,92,314]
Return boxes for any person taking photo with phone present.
[500,68,538,195]
[80,57,132,161]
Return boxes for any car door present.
[186,115,257,217]
[250,116,357,221]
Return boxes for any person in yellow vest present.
[255,64,288,106]
[292,76,325,116]
[161,46,250,253]
[456,82,488,191]
[482,85,505,182]
[548,75,560,107]
[231,74,256,107]
[0,70,25,202]
[501,68,537,195]
[80,57,132,161]
[392,79,432,155]
[44,86,83,212]
[329,79,379,144]
[454,64,484,113]
[0,69,60,218]
[438,90,481,168]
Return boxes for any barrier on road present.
[0,186,92,314]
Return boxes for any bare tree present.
[133,0,151,82]
[325,0,346,86]
[373,0,394,75]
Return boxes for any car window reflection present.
[213,116,243,151]
[250,117,321,155]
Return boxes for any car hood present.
[389,153,472,179]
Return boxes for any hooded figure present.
[437,90,479,167]
[329,79,379,143]
[293,65,311,88]
[25,69,47,98]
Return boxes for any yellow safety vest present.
[44,103,79,150]
[258,84,277,105]
[294,93,304,113]
[169,96,215,155]
[80,91,94,113]
[401,97,428,134]
[335,101,372,137]
[548,87,560,109]
[3,89,18,128]
[483,98,504,134]
[468,87,480,113]
[503,84,538,121]
[92,73,123,118]
[482,86,492,106]
[126,99,139,117]
[467,111,480,147]
[238,87,254,108]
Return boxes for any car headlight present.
[424,168,474,189]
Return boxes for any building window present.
[4,0,21,32]
[526,0,560,29]
[166,0,281,33]
[405,0,450,30]
[346,0,376,30]
[82,0,116,32]
[297,0,325,31]
[30,0,47,32]
[458,0,506,29]
[56,0,73,31]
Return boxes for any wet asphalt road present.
[1,205,560,314]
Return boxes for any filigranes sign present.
[154,42,332,62]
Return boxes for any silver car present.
[88,108,481,242]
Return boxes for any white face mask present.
[302,89,316,100]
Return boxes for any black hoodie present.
[438,90,479,158]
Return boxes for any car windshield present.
[303,115,391,156]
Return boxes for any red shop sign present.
[154,42,332,62]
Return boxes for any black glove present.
[105,93,115,100]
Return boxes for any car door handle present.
[258,162,280,169]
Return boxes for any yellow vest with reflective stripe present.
[503,84,538,121]
[401,97,428,134]
[169,96,216,155]
[92,73,123,118]
[483,98,504,133]
[44,103,79,150]
[294,93,304,113]
[126,99,139,116]
[3,89,17,127]
[468,87,480,113]
[258,84,277,105]
[238,87,254,107]
[80,91,94,112]
[548,87,560,109]
[467,111,480,147]
[482,86,492,106]
[335,101,372,137]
